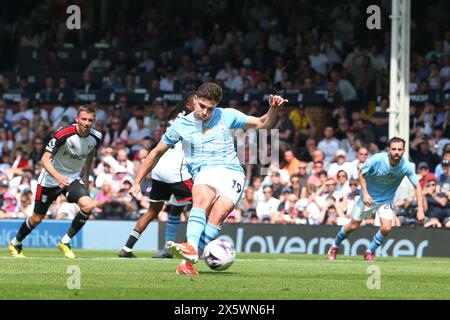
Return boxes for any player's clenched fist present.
[268,95,289,108]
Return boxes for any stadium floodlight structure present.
[389,0,414,195]
[388,0,411,158]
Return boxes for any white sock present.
[11,237,21,246]
[122,246,132,252]
[61,234,71,244]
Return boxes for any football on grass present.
[204,239,236,271]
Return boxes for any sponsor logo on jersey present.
[63,151,88,160]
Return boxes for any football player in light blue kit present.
[327,137,425,261]
[130,82,288,274]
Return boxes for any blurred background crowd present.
[0,0,449,228]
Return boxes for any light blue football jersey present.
[162,107,248,179]
[360,152,419,204]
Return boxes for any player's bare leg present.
[328,219,362,260]
[119,201,164,258]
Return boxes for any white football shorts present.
[193,167,245,205]
[352,197,394,221]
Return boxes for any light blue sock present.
[333,226,349,247]
[186,208,207,251]
[165,213,181,243]
[368,230,385,253]
[198,222,222,256]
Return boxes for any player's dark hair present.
[78,105,96,115]
[196,82,223,103]
[388,137,406,148]
[167,91,196,120]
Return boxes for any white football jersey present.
[38,125,102,187]
[151,111,191,183]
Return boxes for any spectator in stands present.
[20,24,44,47]
[437,159,450,194]
[86,50,112,73]
[198,54,215,82]
[57,75,75,101]
[45,50,64,72]
[309,44,331,76]
[274,106,295,150]
[159,66,177,92]
[102,115,128,148]
[327,149,354,179]
[269,171,285,199]
[115,148,135,178]
[330,69,358,105]
[289,104,316,146]
[110,50,133,74]
[127,116,152,153]
[306,161,325,187]
[184,28,205,56]
[90,100,107,124]
[102,71,125,92]
[428,125,450,159]
[39,75,58,103]
[411,140,441,172]
[215,60,238,90]
[79,70,100,93]
[137,49,155,73]
[0,103,14,133]
[423,177,449,228]
[318,126,340,164]
[126,105,152,132]
[292,161,309,189]
[123,73,141,93]
[256,185,280,222]
[238,186,257,221]
[352,119,376,146]
[426,40,446,62]
[435,150,450,180]
[1,192,17,218]
[50,95,77,129]
[229,66,253,92]
[335,169,352,198]
[14,123,33,154]
[349,146,369,180]
[12,98,33,130]
[282,149,301,176]
[418,101,437,136]
[15,191,33,219]
[114,95,133,126]
[0,76,12,95]
[0,128,13,161]
[369,97,390,145]
[28,136,44,168]
[13,75,34,99]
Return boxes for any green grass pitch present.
[0,248,449,300]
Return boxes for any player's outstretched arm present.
[41,151,69,188]
[129,140,170,199]
[244,95,288,130]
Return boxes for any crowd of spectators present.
[0,0,449,228]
